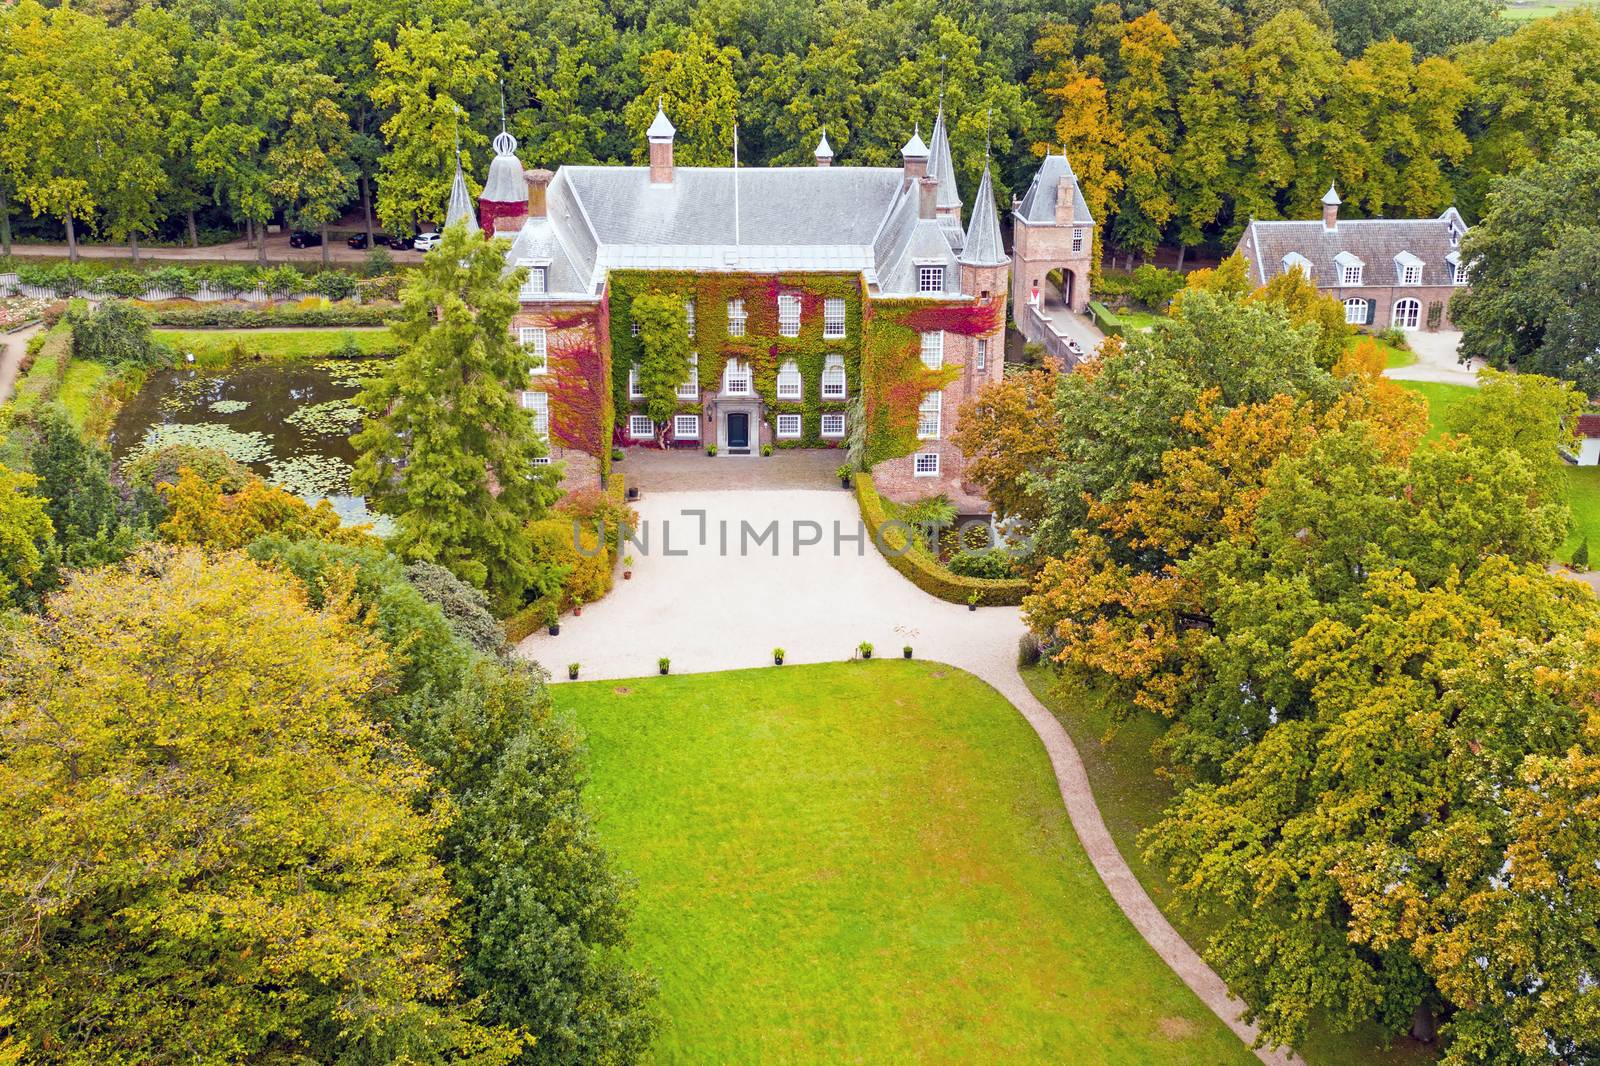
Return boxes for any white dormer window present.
[677,353,699,399]
[917,264,945,294]
[920,331,944,370]
[776,360,802,400]
[823,298,846,339]
[516,258,548,299]
[1281,252,1312,279]
[917,391,942,440]
[1334,251,1364,286]
[777,294,801,337]
[1394,251,1424,286]
[518,327,548,374]
[684,299,696,338]
[728,298,747,337]
[821,354,846,398]
[723,359,752,395]
[1447,252,1468,286]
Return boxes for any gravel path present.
[1385,329,1481,386]
[0,323,44,406]
[516,488,1300,1065]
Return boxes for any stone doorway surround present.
[712,396,763,457]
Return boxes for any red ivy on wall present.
[543,303,613,475]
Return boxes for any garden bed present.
[153,327,399,367]
[854,474,1027,605]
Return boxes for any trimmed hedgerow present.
[136,302,396,328]
[854,474,1027,606]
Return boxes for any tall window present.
[728,298,747,337]
[518,262,547,299]
[917,391,942,440]
[976,338,987,372]
[723,359,752,395]
[776,414,802,438]
[1393,298,1421,330]
[518,327,548,375]
[684,299,696,338]
[673,414,700,440]
[628,364,643,399]
[777,294,801,337]
[628,414,654,439]
[914,452,940,477]
[1071,228,1084,253]
[821,354,846,398]
[821,413,845,438]
[917,265,944,294]
[521,390,549,437]
[920,331,944,370]
[677,353,699,399]
[1343,298,1368,325]
[824,298,846,338]
[776,360,802,400]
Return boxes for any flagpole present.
[732,122,740,254]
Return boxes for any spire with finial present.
[814,126,833,166]
[901,121,929,160]
[960,162,1005,267]
[445,117,480,234]
[927,97,961,216]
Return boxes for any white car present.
[412,231,442,252]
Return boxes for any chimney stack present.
[1322,184,1341,230]
[525,169,553,218]
[901,124,929,188]
[647,105,675,186]
[1055,174,1076,226]
[919,175,938,220]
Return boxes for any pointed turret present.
[445,153,480,235]
[814,129,833,167]
[479,124,530,234]
[926,103,962,219]
[960,165,1005,266]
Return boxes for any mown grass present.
[556,661,1256,1065]
[152,327,397,367]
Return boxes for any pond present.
[109,357,393,532]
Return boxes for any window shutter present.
[1365,300,1375,326]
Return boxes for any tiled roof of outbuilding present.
[1015,154,1093,226]
[1239,208,1468,288]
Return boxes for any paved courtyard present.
[1385,329,1481,386]
[514,486,1299,1066]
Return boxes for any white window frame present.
[920,331,944,370]
[723,359,752,396]
[673,414,700,440]
[684,299,696,338]
[976,337,987,372]
[1342,265,1363,285]
[677,353,699,399]
[914,452,940,477]
[1393,298,1421,330]
[628,414,654,439]
[821,354,846,399]
[775,413,802,438]
[727,298,747,337]
[823,297,846,339]
[518,327,548,374]
[520,390,550,437]
[820,413,845,438]
[775,360,802,400]
[917,391,942,440]
[628,364,644,399]
[917,264,945,295]
[517,259,548,299]
[1400,265,1421,286]
[777,293,801,337]
[1453,262,1468,286]
[532,455,551,466]
[1071,228,1084,253]
[1343,298,1368,325]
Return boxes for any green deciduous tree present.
[624,32,742,167]
[352,224,560,610]
[268,68,357,266]
[0,463,52,610]
[1111,11,1180,257]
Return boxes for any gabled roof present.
[926,105,961,213]
[1238,208,1468,288]
[445,157,479,234]
[1015,154,1093,226]
[960,165,1006,267]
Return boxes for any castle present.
[446,106,1092,512]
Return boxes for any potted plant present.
[567,662,580,680]
[545,604,560,636]
[836,463,852,489]
[626,485,639,501]
[612,446,625,462]
[902,645,913,659]
[658,656,671,675]
[572,593,586,617]
[773,647,785,666]
[762,443,773,457]
[707,444,718,456]
[858,641,873,660]
[623,554,634,579]
[967,591,979,612]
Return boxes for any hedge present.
[853,474,1027,606]
[503,474,629,643]
[1087,300,1124,338]
[135,302,397,328]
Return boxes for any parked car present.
[288,230,322,248]
[346,232,371,249]
[411,231,442,252]
[385,235,414,251]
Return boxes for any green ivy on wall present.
[858,300,1001,464]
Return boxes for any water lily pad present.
[267,454,353,497]
[208,399,251,414]
[285,399,363,434]
[130,422,274,466]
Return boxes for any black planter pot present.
[903,648,912,659]
[840,477,851,489]
[968,603,977,612]
[548,623,561,635]
[568,666,579,680]
[659,666,669,675]
[774,655,784,666]
[626,487,639,500]
[861,650,872,660]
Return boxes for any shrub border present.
[853,474,1026,606]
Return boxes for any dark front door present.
[727,412,749,451]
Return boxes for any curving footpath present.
[0,322,44,406]
[517,487,1302,1065]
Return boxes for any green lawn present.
[1019,668,1437,1066]
[555,661,1255,1065]
[152,326,396,367]
[1395,380,1476,439]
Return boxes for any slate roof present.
[1239,208,1469,288]
[444,157,479,234]
[1015,154,1093,226]
[960,166,1006,267]
[926,105,961,213]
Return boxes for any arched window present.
[1343,298,1368,325]
[1392,298,1421,330]
[821,354,846,399]
[723,359,752,395]
[776,360,802,400]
